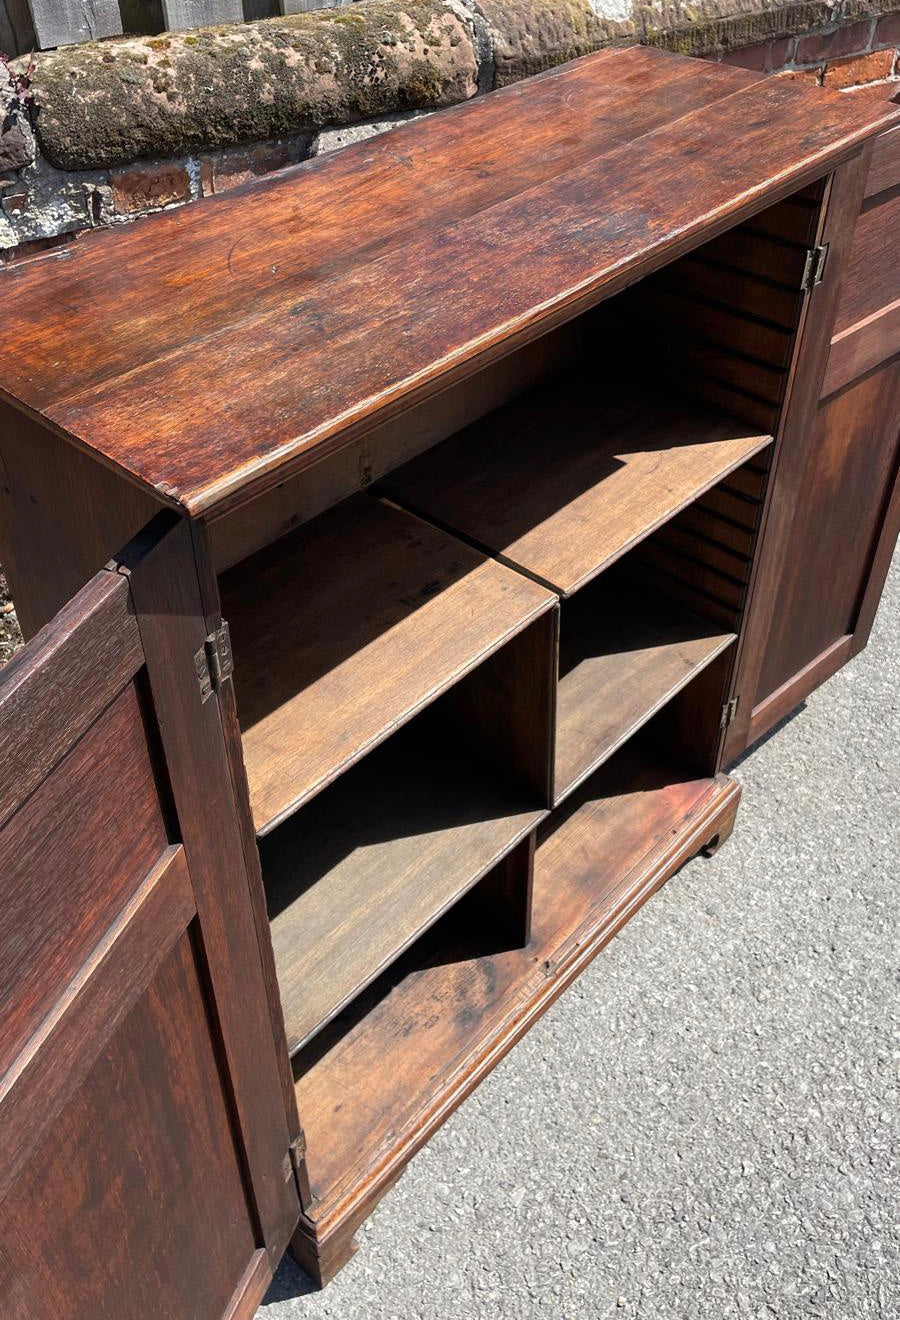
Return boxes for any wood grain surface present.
[0,569,142,827]
[756,361,900,699]
[0,49,892,516]
[294,745,739,1222]
[382,375,772,595]
[0,683,168,1083]
[556,579,735,801]
[222,495,554,835]
[262,719,546,1054]
[1,935,259,1320]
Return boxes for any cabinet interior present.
[215,182,820,1233]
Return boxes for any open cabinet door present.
[0,516,299,1319]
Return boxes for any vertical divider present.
[650,646,736,776]
[468,832,537,951]
[442,606,559,809]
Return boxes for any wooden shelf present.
[381,374,772,597]
[221,495,554,835]
[261,721,546,1055]
[555,580,736,801]
[292,746,740,1250]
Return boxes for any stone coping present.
[8,0,896,172]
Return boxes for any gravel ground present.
[0,573,22,665]
[259,549,899,1320]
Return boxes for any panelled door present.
[0,516,299,1319]
[723,116,900,759]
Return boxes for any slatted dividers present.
[627,456,770,634]
[610,183,826,635]
[624,188,826,437]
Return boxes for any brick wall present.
[0,10,897,263]
[715,12,900,86]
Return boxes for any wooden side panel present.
[865,122,900,197]
[0,403,160,639]
[0,682,168,1078]
[0,567,143,828]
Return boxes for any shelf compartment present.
[555,576,735,803]
[380,373,772,597]
[221,494,555,835]
[261,614,555,1056]
[291,745,740,1270]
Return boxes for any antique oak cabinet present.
[0,46,897,1318]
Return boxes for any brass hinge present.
[720,696,740,730]
[801,243,829,292]
[194,620,233,703]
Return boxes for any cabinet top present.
[0,46,895,518]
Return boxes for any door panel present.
[757,360,900,699]
[1,933,257,1320]
[0,536,298,1318]
[832,191,900,335]
[0,681,169,1078]
[729,110,900,758]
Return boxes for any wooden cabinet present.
[0,46,896,1311]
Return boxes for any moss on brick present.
[16,0,900,174]
[640,0,855,54]
[24,0,478,170]
[476,0,627,86]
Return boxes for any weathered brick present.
[199,157,214,197]
[766,37,796,70]
[468,0,614,87]
[723,37,796,72]
[821,47,895,87]
[795,20,874,64]
[111,163,191,215]
[874,12,900,47]
[1,188,28,216]
[721,40,770,70]
[205,142,306,195]
[778,65,824,84]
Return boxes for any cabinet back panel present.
[619,189,821,432]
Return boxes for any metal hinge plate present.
[720,696,740,730]
[289,1132,313,1208]
[801,243,829,292]
[194,620,233,703]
